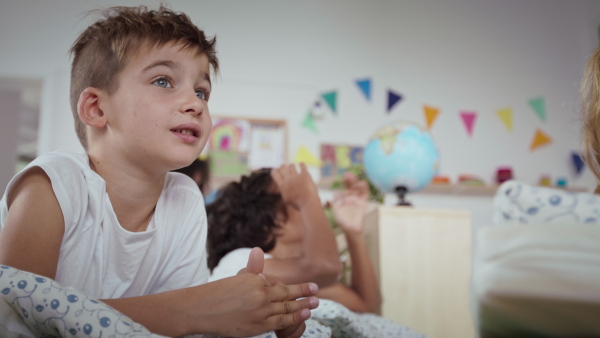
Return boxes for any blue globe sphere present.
[363,121,440,194]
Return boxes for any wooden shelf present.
[418,184,498,196]
[319,180,590,197]
[417,184,590,197]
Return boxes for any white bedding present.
[472,181,600,336]
[211,248,427,338]
[0,263,425,338]
[0,264,167,337]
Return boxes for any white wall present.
[0,90,20,192]
[1,0,600,229]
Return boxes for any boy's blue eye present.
[153,78,170,88]
[196,90,207,100]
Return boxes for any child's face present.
[101,41,212,171]
[275,202,305,246]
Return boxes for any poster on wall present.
[320,143,363,185]
[208,116,287,187]
[248,123,286,170]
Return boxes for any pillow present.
[0,265,166,338]
[492,180,600,225]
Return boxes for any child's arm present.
[268,163,342,287]
[316,176,382,313]
[101,271,317,337]
[0,168,318,337]
[0,167,64,279]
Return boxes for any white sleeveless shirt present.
[0,150,208,299]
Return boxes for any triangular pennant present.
[321,91,337,114]
[572,152,585,175]
[460,111,477,137]
[496,107,513,132]
[423,105,440,129]
[387,89,402,113]
[294,146,322,166]
[529,97,546,122]
[301,111,318,134]
[356,78,372,102]
[530,129,552,151]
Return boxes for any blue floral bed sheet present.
[0,265,425,338]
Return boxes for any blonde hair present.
[582,48,600,192]
[69,5,219,149]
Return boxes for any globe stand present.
[395,186,412,206]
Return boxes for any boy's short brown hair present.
[69,5,219,149]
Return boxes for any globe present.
[363,121,440,204]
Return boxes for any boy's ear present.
[77,87,107,128]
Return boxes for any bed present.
[472,180,600,337]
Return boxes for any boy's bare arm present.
[270,163,341,287]
[102,274,318,337]
[0,167,64,279]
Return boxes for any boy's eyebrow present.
[142,60,180,73]
[142,60,212,86]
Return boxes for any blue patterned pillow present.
[493,180,600,225]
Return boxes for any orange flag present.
[530,129,552,151]
[423,105,440,129]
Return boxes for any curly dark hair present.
[206,168,286,271]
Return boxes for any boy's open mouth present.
[172,128,199,138]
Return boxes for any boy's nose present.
[180,90,206,116]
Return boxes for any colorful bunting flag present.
[294,146,322,166]
[496,107,513,132]
[460,111,477,137]
[321,91,337,115]
[423,105,440,129]
[301,111,318,134]
[356,78,372,102]
[387,89,402,113]
[530,129,552,151]
[529,97,546,122]
[572,152,585,175]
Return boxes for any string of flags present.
[294,77,585,179]
[303,77,555,152]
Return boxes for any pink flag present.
[460,111,477,137]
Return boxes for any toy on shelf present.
[431,176,451,185]
[458,174,486,187]
[496,167,513,184]
[539,175,552,187]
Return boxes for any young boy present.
[0,5,318,337]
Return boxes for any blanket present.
[1,264,425,337]
[211,248,427,338]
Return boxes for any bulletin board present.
[208,116,287,188]
[319,143,364,187]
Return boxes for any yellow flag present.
[496,108,513,132]
[294,146,322,166]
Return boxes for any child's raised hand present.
[271,163,318,208]
[332,175,369,235]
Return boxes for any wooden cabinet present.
[363,205,475,338]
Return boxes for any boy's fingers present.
[275,322,306,338]
[269,297,319,316]
[298,162,308,174]
[267,308,311,331]
[268,282,318,302]
[245,247,265,274]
